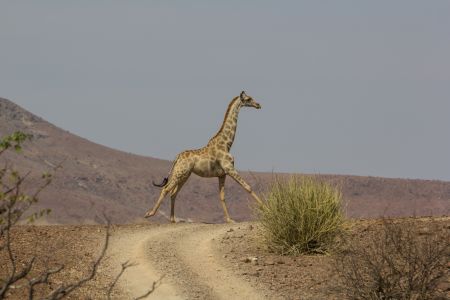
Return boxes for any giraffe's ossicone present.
[145,91,263,223]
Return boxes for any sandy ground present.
[104,219,450,300]
[107,223,269,300]
[1,219,449,299]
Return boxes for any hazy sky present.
[1,1,450,181]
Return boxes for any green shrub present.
[257,176,344,255]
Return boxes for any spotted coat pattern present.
[145,91,263,223]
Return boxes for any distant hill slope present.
[0,98,449,224]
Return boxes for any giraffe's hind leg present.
[169,177,188,223]
[144,180,176,218]
[145,158,193,220]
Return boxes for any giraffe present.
[144,91,263,223]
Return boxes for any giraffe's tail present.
[152,154,180,188]
[152,177,168,187]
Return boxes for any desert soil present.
[1,218,449,299]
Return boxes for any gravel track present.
[107,223,266,300]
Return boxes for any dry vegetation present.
[217,218,450,299]
[1,131,449,299]
[0,132,157,299]
[334,218,450,299]
[257,176,345,254]
[251,175,449,298]
[0,132,110,299]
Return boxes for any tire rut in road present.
[144,223,265,300]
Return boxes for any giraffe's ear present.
[240,91,246,100]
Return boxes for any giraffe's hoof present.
[226,218,236,224]
[144,211,155,218]
[170,218,176,224]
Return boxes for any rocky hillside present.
[0,98,449,224]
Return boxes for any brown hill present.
[0,98,449,224]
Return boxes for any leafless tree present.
[0,132,158,299]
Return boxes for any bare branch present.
[107,261,137,300]
[134,275,165,300]
[334,218,450,299]
[2,171,31,196]
[106,259,164,300]
[1,133,161,299]
[42,222,111,300]
[0,148,8,156]
[27,265,64,300]
[0,256,36,298]
[0,207,18,298]
[0,204,38,298]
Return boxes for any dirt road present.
[107,223,268,300]
[5,219,448,299]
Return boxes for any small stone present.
[223,255,228,259]
[265,260,275,266]
[251,257,259,265]
[227,228,234,233]
[248,224,254,230]
[241,257,251,263]
[436,281,450,291]
[418,227,431,235]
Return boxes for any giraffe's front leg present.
[170,195,176,223]
[224,168,263,206]
[221,159,263,205]
[218,175,235,223]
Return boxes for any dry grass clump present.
[334,218,450,300]
[257,176,344,255]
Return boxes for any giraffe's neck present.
[209,97,242,151]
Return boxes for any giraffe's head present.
[239,91,261,109]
